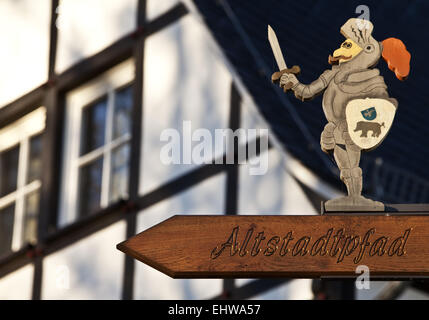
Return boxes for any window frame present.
[59,59,135,227]
[0,108,46,253]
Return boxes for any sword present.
[268,25,300,92]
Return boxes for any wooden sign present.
[117,215,429,278]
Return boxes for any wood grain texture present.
[117,215,429,278]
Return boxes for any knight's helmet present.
[338,18,381,69]
[341,18,377,48]
[338,18,411,81]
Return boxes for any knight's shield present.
[346,98,396,150]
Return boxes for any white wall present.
[0,264,34,299]
[42,221,126,299]
[238,149,317,216]
[0,0,50,107]
[55,0,137,73]
[134,173,225,299]
[0,0,138,105]
[147,0,179,21]
[140,14,231,195]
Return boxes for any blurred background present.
[0,0,428,300]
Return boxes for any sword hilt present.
[271,65,301,91]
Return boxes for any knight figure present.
[277,18,411,211]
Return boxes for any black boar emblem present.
[354,121,385,138]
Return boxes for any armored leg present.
[320,122,336,153]
[333,143,362,197]
[324,142,383,212]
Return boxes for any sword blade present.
[268,25,287,71]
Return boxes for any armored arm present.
[280,69,337,101]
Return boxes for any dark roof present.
[193,0,429,203]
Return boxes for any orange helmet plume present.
[381,38,411,81]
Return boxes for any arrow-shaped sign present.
[117,215,429,278]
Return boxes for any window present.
[77,86,132,218]
[0,108,45,257]
[60,59,135,226]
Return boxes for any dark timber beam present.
[48,0,59,78]
[122,0,147,301]
[0,86,44,128]
[222,82,241,298]
[56,36,134,92]
[0,247,33,279]
[32,0,61,300]
[144,3,188,37]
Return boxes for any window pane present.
[113,86,133,139]
[0,145,19,197]
[109,143,130,203]
[0,203,15,256]
[27,134,43,183]
[23,191,40,245]
[78,157,103,218]
[80,98,107,155]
